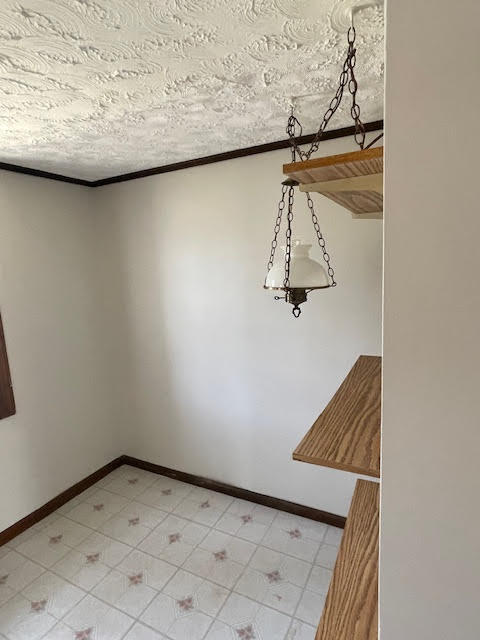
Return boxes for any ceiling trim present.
[0,120,383,189]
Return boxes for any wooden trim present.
[283,146,384,176]
[0,456,126,546]
[0,454,346,547]
[123,456,346,529]
[0,162,91,187]
[0,313,15,421]
[0,121,383,188]
[89,121,383,187]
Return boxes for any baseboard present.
[0,454,346,546]
[123,455,346,529]
[0,456,126,546]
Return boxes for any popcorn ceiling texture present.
[0,0,384,180]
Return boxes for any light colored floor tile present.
[323,526,343,547]
[187,489,233,512]
[15,532,71,569]
[199,531,256,565]
[249,547,311,588]
[21,572,84,619]
[235,567,302,615]
[3,471,334,640]
[52,549,111,591]
[102,474,158,500]
[163,570,229,617]
[173,498,224,528]
[61,594,133,640]
[83,489,131,515]
[305,565,332,595]
[225,499,278,525]
[31,514,60,532]
[286,619,317,640]
[55,487,97,515]
[295,589,326,626]
[118,502,167,530]
[214,513,269,544]
[123,621,168,640]
[234,547,311,616]
[213,592,290,640]
[314,543,338,570]
[100,513,152,547]
[62,502,115,530]
[261,525,320,563]
[138,516,208,567]
[41,517,92,549]
[75,532,131,568]
[92,569,157,617]
[0,592,58,640]
[183,548,244,590]
[0,552,44,605]
[140,592,213,640]
[273,513,327,544]
[137,479,193,513]
[116,550,176,591]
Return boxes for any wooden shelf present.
[283,147,383,219]
[316,479,379,640]
[293,355,381,477]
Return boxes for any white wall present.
[382,1,480,637]
[97,134,382,517]
[0,171,122,530]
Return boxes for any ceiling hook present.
[331,0,384,33]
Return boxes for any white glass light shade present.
[265,240,329,289]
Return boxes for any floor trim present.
[0,454,346,546]
[124,456,346,529]
[0,456,125,546]
[0,121,383,188]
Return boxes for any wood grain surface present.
[316,479,379,640]
[283,147,383,215]
[293,355,381,477]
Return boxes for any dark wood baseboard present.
[0,454,345,546]
[0,456,125,546]
[123,456,346,529]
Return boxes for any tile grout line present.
[1,465,338,640]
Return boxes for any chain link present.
[265,184,288,279]
[283,185,295,288]
[305,192,336,286]
[287,26,365,162]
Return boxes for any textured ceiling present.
[0,0,384,180]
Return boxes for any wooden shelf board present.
[283,147,383,217]
[293,355,381,478]
[316,479,379,640]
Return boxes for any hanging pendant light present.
[263,23,371,317]
[264,178,336,318]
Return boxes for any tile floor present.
[0,465,341,640]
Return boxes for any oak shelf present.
[283,147,383,219]
[293,355,381,478]
[316,479,379,640]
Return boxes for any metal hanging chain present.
[346,26,366,150]
[305,192,337,287]
[265,184,288,281]
[283,184,295,288]
[287,26,365,162]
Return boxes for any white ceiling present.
[0,0,384,181]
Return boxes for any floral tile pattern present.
[0,465,339,640]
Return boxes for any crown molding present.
[0,120,383,189]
